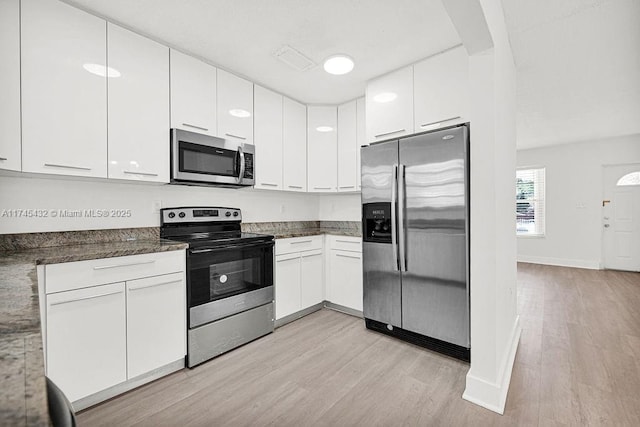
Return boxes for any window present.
[516,168,545,236]
[617,171,640,186]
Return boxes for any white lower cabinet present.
[300,250,324,308]
[126,272,185,378]
[43,251,186,406]
[326,236,363,312]
[46,282,127,403]
[275,253,302,319]
[275,237,324,320]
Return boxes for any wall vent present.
[273,45,316,72]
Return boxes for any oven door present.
[187,240,274,328]
[171,128,255,186]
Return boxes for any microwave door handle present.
[238,147,245,184]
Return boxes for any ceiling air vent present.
[273,45,316,72]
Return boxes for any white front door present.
[603,164,640,271]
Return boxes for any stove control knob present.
[225,211,232,217]
[233,212,239,217]
[178,212,186,218]
[168,212,175,219]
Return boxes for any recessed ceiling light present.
[373,92,397,103]
[229,109,251,118]
[316,126,334,132]
[323,55,354,75]
[83,63,120,78]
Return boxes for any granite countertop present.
[0,238,188,427]
[242,221,362,240]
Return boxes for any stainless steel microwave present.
[170,129,254,187]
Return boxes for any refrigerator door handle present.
[398,164,407,272]
[391,164,399,271]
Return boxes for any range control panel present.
[161,207,241,223]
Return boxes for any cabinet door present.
[337,100,357,192]
[217,69,253,144]
[275,253,301,320]
[365,67,413,143]
[300,250,324,309]
[307,106,337,192]
[126,272,185,378]
[356,97,366,191]
[414,46,469,132]
[0,0,20,172]
[329,251,363,311]
[46,282,126,402]
[107,23,169,183]
[254,85,283,190]
[21,0,107,177]
[283,97,307,192]
[170,49,217,136]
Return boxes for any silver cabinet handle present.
[420,116,461,128]
[129,279,181,291]
[391,164,399,271]
[336,239,360,244]
[288,185,303,189]
[238,146,245,184]
[226,133,246,140]
[182,123,208,132]
[123,170,159,177]
[398,164,407,272]
[260,182,279,187]
[0,157,7,161]
[375,129,405,138]
[50,290,123,306]
[291,240,313,244]
[301,251,322,258]
[336,253,361,259]
[314,186,332,190]
[93,260,155,270]
[44,163,91,171]
[339,186,355,189]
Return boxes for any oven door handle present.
[189,241,273,254]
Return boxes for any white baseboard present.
[517,255,601,270]
[462,315,521,414]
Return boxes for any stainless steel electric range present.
[160,207,274,367]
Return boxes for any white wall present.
[517,134,640,269]
[0,174,319,233]
[317,193,360,221]
[444,0,520,414]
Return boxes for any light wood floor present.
[78,264,640,426]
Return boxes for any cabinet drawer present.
[327,235,362,252]
[275,235,323,255]
[45,250,186,294]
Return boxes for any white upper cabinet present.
[170,49,217,136]
[107,24,169,183]
[0,0,21,172]
[365,67,413,143]
[21,0,107,178]
[283,97,307,192]
[217,69,253,144]
[414,46,469,132]
[307,106,337,192]
[337,100,357,192]
[356,97,366,190]
[254,85,283,190]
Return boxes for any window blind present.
[516,168,545,236]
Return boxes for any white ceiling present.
[502,0,640,149]
[65,0,461,105]
[64,0,640,150]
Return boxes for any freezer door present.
[361,141,402,327]
[398,125,469,347]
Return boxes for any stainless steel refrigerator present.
[361,124,470,361]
